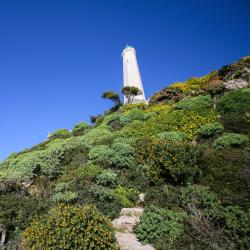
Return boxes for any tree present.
[102,91,121,111]
[203,79,225,110]
[122,86,142,104]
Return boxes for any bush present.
[120,109,146,125]
[110,142,135,168]
[158,131,187,142]
[220,206,250,249]
[121,109,217,140]
[96,169,117,187]
[169,71,217,95]
[178,185,221,216]
[84,126,114,145]
[88,145,113,167]
[175,95,212,112]
[218,88,250,114]
[114,186,139,207]
[194,122,224,139]
[72,121,90,136]
[76,164,102,184]
[52,182,78,203]
[21,204,118,249]
[0,195,49,241]
[137,139,202,184]
[212,133,249,149]
[49,129,71,139]
[89,185,115,203]
[135,205,186,247]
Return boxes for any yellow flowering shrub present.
[21,204,118,250]
[170,71,217,95]
[136,138,202,184]
[120,108,218,140]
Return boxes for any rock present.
[112,193,155,250]
[115,232,155,250]
[120,207,144,217]
[0,224,6,245]
[223,79,249,90]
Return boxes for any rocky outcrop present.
[223,78,249,90]
[0,224,6,246]
[112,205,155,250]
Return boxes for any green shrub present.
[88,145,113,167]
[145,185,179,208]
[89,185,115,202]
[220,206,250,249]
[96,169,117,187]
[52,191,78,203]
[52,182,78,203]
[76,164,102,183]
[175,95,212,111]
[212,133,249,149]
[195,122,224,139]
[84,126,114,145]
[72,121,90,136]
[0,195,49,241]
[121,109,218,140]
[137,139,202,184]
[110,142,135,168]
[178,185,221,216]
[218,88,250,114]
[50,129,71,139]
[21,204,118,249]
[114,186,139,207]
[158,131,187,142]
[120,109,146,125]
[135,205,186,246]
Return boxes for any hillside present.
[0,56,250,250]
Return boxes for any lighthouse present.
[122,46,146,104]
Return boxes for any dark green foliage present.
[145,185,179,208]
[52,182,78,203]
[88,145,113,167]
[179,185,221,216]
[175,95,212,112]
[90,184,115,203]
[72,121,90,136]
[135,205,186,247]
[200,148,250,207]
[218,88,250,114]
[49,129,71,139]
[220,206,250,249]
[213,133,249,149]
[0,194,49,241]
[96,169,117,187]
[102,91,121,112]
[195,122,224,139]
[110,142,135,168]
[137,139,202,184]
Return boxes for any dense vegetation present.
[0,56,249,249]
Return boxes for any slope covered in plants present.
[0,56,249,249]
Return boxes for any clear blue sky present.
[0,0,250,161]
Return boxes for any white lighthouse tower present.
[122,46,146,104]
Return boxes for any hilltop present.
[0,56,250,250]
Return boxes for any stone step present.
[115,232,155,250]
[112,215,140,232]
[120,207,144,217]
